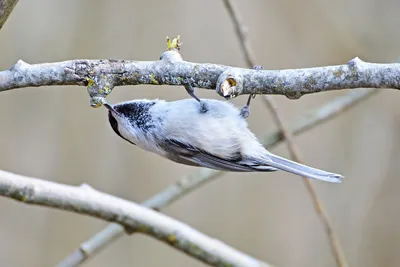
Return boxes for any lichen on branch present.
[0,169,271,267]
[0,36,399,107]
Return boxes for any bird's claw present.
[240,106,250,119]
[183,79,208,113]
[199,101,209,113]
[239,65,263,119]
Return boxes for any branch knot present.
[216,68,244,98]
[10,59,28,72]
[86,74,115,107]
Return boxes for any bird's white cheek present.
[118,124,138,143]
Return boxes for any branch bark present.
[0,0,18,29]
[0,169,271,267]
[59,88,377,266]
[0,54,397,106]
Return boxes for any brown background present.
[1,0,400,266]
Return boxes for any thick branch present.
[59,88,377,266]
[0,56,398,104]
[0,0,18,29]
[0,169,270,267]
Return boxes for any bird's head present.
[103,102,132,143]
[103,100,157,145]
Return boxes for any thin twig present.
[0,169,272,267]
[0,0,19,29]
[263,97,349,267]
[222,0,255,67]
[59,88,376,266]
[222,0,349,266]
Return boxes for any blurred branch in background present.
[262,97,349,267]
[262,96,349,267]
[0,169,272,267]
[59,88,376,266]
[58,168,225,267]
[0,0,18,30]
[222,0,349,266]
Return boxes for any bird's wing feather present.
[161,139,277,172]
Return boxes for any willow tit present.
[104,98,343,183]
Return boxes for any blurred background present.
[1,0,400,266]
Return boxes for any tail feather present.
[262,154,344,183]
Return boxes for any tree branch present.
[0,51,397,106]
[0,169,271,267]
[59,88,377,266]
[221,1,349,266]
[58,169,224,267]
[0,0,18,29]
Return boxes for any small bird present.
[104,98,343,183]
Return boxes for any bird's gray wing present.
[160,139,277,172]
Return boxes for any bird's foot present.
[199,101,209,113]
[240,105,250,119]
[239,65,264,119]
[253,65,264,71]
[183,79,208,113]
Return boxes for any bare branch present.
[59,88,376,266]
[222,1,349,266]
[0,169,271,267]
[58,169,224,267]
[0,52,397,106]
[0,0,18,29]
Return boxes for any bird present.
[103,98,344,183]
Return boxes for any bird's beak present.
[103,102,118,116]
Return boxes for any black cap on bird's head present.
[103,101,140,145]
[103,100,157,145]
[103,102,126,142]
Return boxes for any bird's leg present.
[240,94,255,119]
[240,65,264,119]
[184,80,208,113]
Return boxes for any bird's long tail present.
[264,154,344,183]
